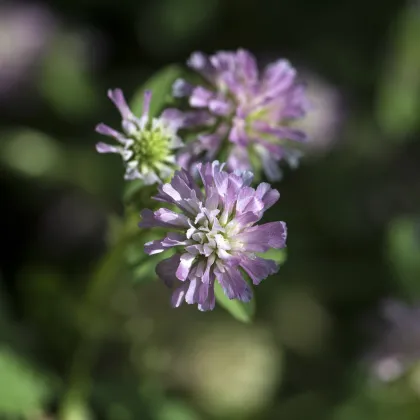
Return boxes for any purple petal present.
[199,132,223,159]
[215,266,252,302]
[240,255,278,285]
[256,183,280,211]
[173,79,194,97]
[185,278,200,304]
[235,221,287,252]
[205,190,219,211]
[154,170,202,211]
[218,173,246,222]
[262,59,296,93]
[139,208,190,229]
[226,145,251,173]
[229,118,248,146]
[190,86,213,108]
[107,88,132,119]
[228,211,260,228]
[95,142,121,154]
[208,98,232,116]
[142,90,152,117]
[236,187,264,215]
[144,233,188,255]
[187,52,215,80]
[171,283,189,308]
[198,281,216,311]
[156,254,180,287]
[161,183,182,202]
[253,121,307,142]
[176,252,196,281]
[182,110,216,128]
[255,146,282,181]
[197,161,228,197]
[237,49,258,83]
[161,108,186,130]
[95,123,121,138]
[210,51,236,74]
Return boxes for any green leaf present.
[376,5,420,139]
[387,217,420,297]
[126,228,176,284]
[214,277,255,323]
[256,248,288,266]
[132,249,176,283]
[137,0,220,58]
[38,33,99,118]
[0,347,53,416]
[130,65,185,118]
[156,400,200,420]
[123,179,146,205]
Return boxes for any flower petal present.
[144,233,188,255]
[198,281,216,311]
[256,183,280,211]
[95,142,121,154]
[254,121,307,143]
[139,208,190,229]
[187,52,215,80]
[176,252,196,281]
[237,49,258,84]
[236,187,264,215]
[171,283,189,308]
[107,88,132,120]
[226,145,251,173]
[190,86,213,108]
[235,222,287,252]
[185,278,200,304]
[208,98,232,116]
[156,254,181,287]
[215,266,252,302]
[240,255,278,285]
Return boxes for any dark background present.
[1,0,420,418]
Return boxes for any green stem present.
[58,227,137,420]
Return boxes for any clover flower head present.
[96,89,183,184]
[139,161,287,311]
[172,49,309,181]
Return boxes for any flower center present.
[132,129,170,164]
[187,209,239,262]
[123,118,173,171]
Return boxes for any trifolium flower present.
[172,49,309,181]
[139,161,287,311]
[96,89,183,184]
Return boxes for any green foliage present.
[138,0,220,57]
[214,274,256,323]
[0,348,53,416]
[130,65,186,118]
[38,32,99,118]
[125,228,176,284]
[333,378,420,420]
[387,217,420,297]
[376,6,420,139]
[257,248,288,266]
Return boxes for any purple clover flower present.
[172,49,309,181]
[96,89,183,184]
[139,161,287,311]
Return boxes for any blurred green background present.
[1,0,420,419]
